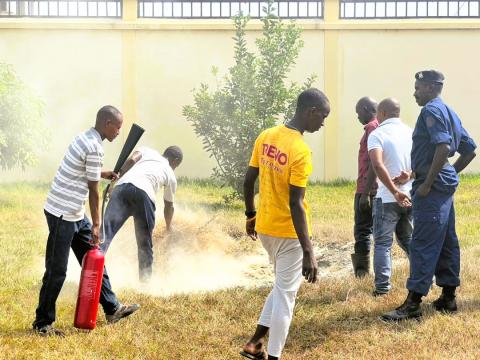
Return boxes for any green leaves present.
[183,0,315,199]
[0,63,47,170]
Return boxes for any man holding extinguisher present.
[33,105,140,337]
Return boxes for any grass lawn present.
[1,177,480,359]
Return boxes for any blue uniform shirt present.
[411,97,476,194]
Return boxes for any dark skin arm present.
[359,164,376,211]
[88,180,101,245]
[164,200,174,231]
[416,143,450,197]
[290,185,318,283]
[243,166,259,240]
[453,151,476,174]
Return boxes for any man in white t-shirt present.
[367,98,413,296]
[101,145,183,282]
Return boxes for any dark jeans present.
[101,183,156,282]
[33,211,120,329]
[353,193,375,254]
[407,190,460,296]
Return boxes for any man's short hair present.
[96,105,121,124]
[296,88,329,114]
[163,145,183,162]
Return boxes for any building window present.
[137,0,324,19]
[340,0,480,19]
[0,0,122,17]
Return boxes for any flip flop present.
[240,350,267,360]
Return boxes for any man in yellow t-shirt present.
[241,88,330,360]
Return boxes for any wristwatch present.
[245,210,257,219]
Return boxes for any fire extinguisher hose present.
[101,183,111,241]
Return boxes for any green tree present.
[183,1,316,198]
[0,63,47,169]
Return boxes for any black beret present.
[415,70,445,84]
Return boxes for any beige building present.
[0,0,478,182]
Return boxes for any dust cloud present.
[56,204,356,298]
[65,206,272,296]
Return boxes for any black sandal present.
[240,350,267,360]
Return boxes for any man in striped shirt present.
[33,105,140,336]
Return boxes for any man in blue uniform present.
[382,70,476,321]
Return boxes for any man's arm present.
[289,185,317,283]
[392,170,412,185]
[455,126,477,173]
[361,124,379,209]
[243,166,259,240]
[103,151,142,199]
[88,180,101,245]
[118,151,143,178]
[164,200,174,231]
[453,151,476,174]
[360,164,376,210]
[369,148,411,207]
[416,143,450,197]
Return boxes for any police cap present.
[415,70,445,84]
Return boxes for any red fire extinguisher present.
[74,246,105,330]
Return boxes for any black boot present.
[432,286,457,313]
[381,291,423,321]
[351,253,370,278]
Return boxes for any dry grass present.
[1,177,480,359]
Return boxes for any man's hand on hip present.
[392,170,411,185]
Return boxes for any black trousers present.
[33,211,120,328]
[353,193,375,254]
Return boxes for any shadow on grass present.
[458,298,480,313]
[1,328,40,339]
[2,325,106,339]
[293,288,480,352]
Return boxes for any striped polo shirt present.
[44,128,104,222]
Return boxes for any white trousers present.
[258,234,303,358]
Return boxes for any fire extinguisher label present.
[80,269,99,301]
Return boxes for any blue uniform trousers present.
[406,190,460,296]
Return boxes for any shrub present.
[183,1,316,199]
[0,63,47,169]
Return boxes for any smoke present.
[65,206,272,296]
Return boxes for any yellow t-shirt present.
[249,125,313,238]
